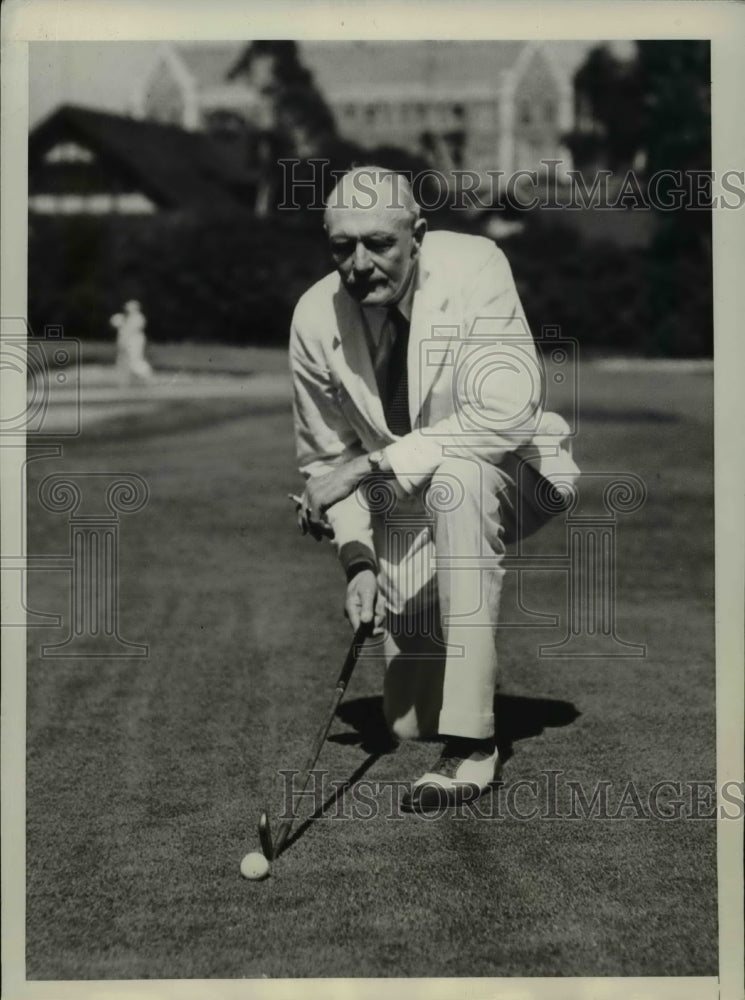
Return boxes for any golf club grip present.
[273,621,373,857]
[336,618,374,688]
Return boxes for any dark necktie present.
[384,308,411,436]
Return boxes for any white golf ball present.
[240,851,270,881]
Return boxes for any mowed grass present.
[25,356,716,979]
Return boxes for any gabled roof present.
[160,40,563,103]
[174,42,245,88]
[29,104,255,211]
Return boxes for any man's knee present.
[428,456,510,511]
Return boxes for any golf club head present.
[258,811,274,861]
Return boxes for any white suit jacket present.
[289,230,579,561]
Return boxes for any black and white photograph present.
[1,2,743,997]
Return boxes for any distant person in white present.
[111,300,153,384]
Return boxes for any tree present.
[563,41,712,355]
[229,42,360,214]
[635,42,712,354]
[563,45,644,172]
[636,41,711,179]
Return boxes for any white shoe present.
[400,737,501,813]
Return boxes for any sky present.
[27,40,636,128]
[29,42,164,125]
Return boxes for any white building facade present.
[131,41,575,185]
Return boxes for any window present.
[44,142,95,164]
[87,194,114,214]
[58,194,85,213]
[28,191,155,214]
[116,193,156,214]
[28,194,57,213]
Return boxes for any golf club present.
[262,619,374,862]
[258,810,273,860]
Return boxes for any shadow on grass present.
[278,695,580,855]
[494,693,581,761]
[334,693,581,763]
[281,752,383,855]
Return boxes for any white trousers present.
[363,455,559,741]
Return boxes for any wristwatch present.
[367,449,385,472]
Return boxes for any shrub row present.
[28,210,712,357]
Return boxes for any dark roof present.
[29,104,256,211]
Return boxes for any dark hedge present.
[28,210,712,356]
[29,211,329,346]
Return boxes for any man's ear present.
[412,218,427,253]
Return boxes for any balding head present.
[323,166,427,308]
[325,166,420,222]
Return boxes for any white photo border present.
[2,2,743,998]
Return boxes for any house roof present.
[29,104,255,211]
[164,40,563,104]
[174,42,245,88]
[299,40,530,98]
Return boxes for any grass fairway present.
[25,356,716,979]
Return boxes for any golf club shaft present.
[272,621,373,858]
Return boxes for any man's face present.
[325,203,424,308]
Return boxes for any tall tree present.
[563,41,712,354]
[563,45,644,171]
[637,42,712,354]
[229,42,358,214]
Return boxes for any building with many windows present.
[132,41,575,182]
[28,42,579,216]
[299,41,573,178]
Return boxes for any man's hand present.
[345,569,385,634]
[290,493,334,541]
[299,456,371,540]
